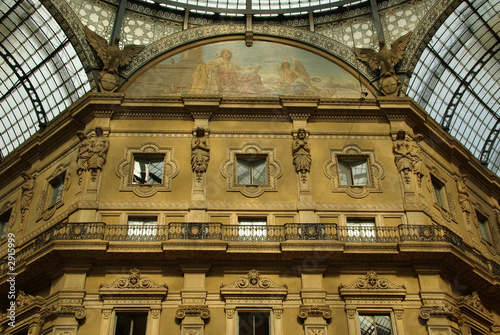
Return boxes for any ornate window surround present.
[324,143,385,199]
[115,142,179,198]
[426,166,456,222]
[98,268,167,335]
[37,164,71,221]
[220,269,287,335]
[221,142,283,198]
[339,271,406,335]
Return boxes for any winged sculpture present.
[353,32,411,95]
[85,26,145,92]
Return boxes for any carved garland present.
[115,142,179,197]
[221,142,283,198]
[324,143,385,199]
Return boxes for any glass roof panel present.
[407,0,500,175]
[0,0,91,158]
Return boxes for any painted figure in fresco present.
[191,49,269,95]
[277,59,320,95]
[292,129,311,174]
[191,127,210,178]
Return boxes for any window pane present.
[237,159,251,184]
[478,220,490,242]
[338,160,350,185]
[252,159,266,185]
[133,158,163,184]
[359,314,392,335]
[239,312,269,335]
[432,179,445,207]
[351,160,368,185]
[50,174,65,205]
[115,312,147,335]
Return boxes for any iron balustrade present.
[1,222,499,277]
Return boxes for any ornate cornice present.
[41,303,86,322]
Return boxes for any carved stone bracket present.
[419,305,459,321]
[41,303,86,322]
[298,306,333,321]
[175,306,210,321]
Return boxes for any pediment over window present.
[339,271,406,299]
[99,268,168,302]
[220,269,287,301]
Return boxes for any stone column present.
[298,306,332,335]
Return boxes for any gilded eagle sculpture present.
[85,26,145,92]
[353,32,411,96]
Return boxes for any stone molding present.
[115,142,179,197]
[419,305,459,321]
[221,142,283,198]
[324,143,385,199]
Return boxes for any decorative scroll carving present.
[175,306,210,320]
[354,32,411,96]
[220,269,286,289]
[100,268,167,290]
[85,26,145,92]
[41,304,86,322]
[191,127,210,181]
[20,172,35,224]
[462,292,486,313]
[16,291,41,310]
[292,128,311,182]
[298,306,333,320]
[340,271,405,290]
[419,305,458,320]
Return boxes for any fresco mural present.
[125,41,373,98]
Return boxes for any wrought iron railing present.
[1,222,499,277]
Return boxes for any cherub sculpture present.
[85,26,145,92]
[354,32,411,96]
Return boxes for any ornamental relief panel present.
[36,164,71,221]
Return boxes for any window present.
[339,158,369,186]
[238,217,267,241]
[237,156,266,185]
[476,212,490,242]
[49,173,65,206]
[133,156,163,184]
[127,217,158,240]
[114,312,148,335]
[359,314,393,335]
[238,311,270,335]
[346,218,376,241]
[431,176,446,208]
[0,210,10,239]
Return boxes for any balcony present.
[1,222,499,278]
